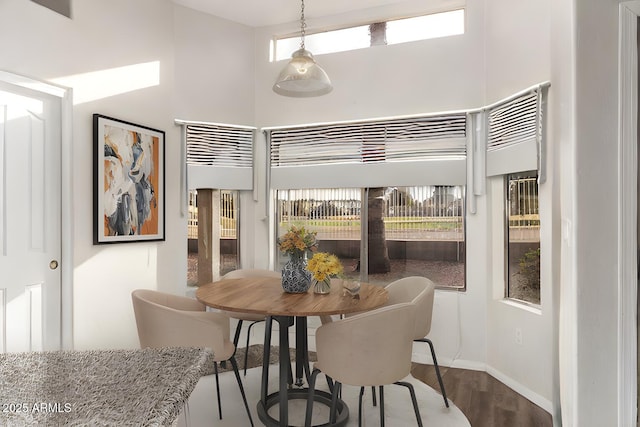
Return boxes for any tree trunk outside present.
[369,22,387,46]
[367,187,391,274]
[197,189,220,285]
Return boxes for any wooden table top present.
[196,277,388,317]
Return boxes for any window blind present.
[270,114,466,166]
[487,92,538,151]
[183,122,254,190]
[486,87,545,176]
[186,123,253,168]
[268,114,467,188]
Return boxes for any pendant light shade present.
[273,48,332,97]
[273,0,332,97]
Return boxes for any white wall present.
[253,0,485,128]
[173,6,255,124]
[549,0,576,423]
[482,0,555,414]
[0,0,255,350]
[564,0,622,424]
[68,1,179,351]
[547,0,634,424]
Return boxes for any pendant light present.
[273,0,333,97]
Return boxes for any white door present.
[0,82,62,352]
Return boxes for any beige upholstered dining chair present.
[304,302,421,427]
[131,289,254,427]
[384,276,449,408]
[220,268,281,375]
[321,276,448,408]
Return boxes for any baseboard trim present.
[485,365,554,414]
[412,352,553,415]
[412,351,486,372]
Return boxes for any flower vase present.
[313,278,331,295]
[281,255,312,293]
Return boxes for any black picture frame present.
[93,114,165,244]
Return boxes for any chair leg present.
[225,320,245,371]
[419,338,449,408]
[243,321,251,375]
[230,356,254,427]
[325,375,335,393]
[287,350,294,387]
[378,385,385,427]
[233,319,244,347]
[261,316,272,403]
[395,381,424,427]
[372,386,377,406]
[244,320,264,375]
[330,381,342,424]
[213,362,222,420]
[304,368,321,427]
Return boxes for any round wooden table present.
[196,277,388,427]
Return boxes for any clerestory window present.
[271,9,465,62]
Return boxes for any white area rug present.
[179,364,470,427]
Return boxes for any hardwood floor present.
[411,363,552,427]
[232,323,553,427]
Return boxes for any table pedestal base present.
[259,315,349,426]
[257,388,349,427]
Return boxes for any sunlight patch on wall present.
[0,91,44,120]
[52,61,160,105]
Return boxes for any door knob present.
[49,260,59,270]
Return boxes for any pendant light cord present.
[300,0,306,50]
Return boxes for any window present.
[276,188,362,278]
[269,110,467,290]
[276,186,465,289]
[505,172,540,304]
[484,86,547,305]
[220,190,240,276]
[187,189,240,286]
[271,9,465,61]
[180,120,254,285]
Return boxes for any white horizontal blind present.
[186,123,253,167]
[270,114,466,166]
[269,114,467,188]
[487,91,538,151]
[486,88,544,176]
[184,123,254,190]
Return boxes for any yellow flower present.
[307,252,343,282]
[278,226,317,258]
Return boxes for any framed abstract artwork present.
[93,114,165,244]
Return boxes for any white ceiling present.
[171,0,414,27]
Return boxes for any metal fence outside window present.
[507,176,540,242]
[187,190,237,239]
[277,187,465,241]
